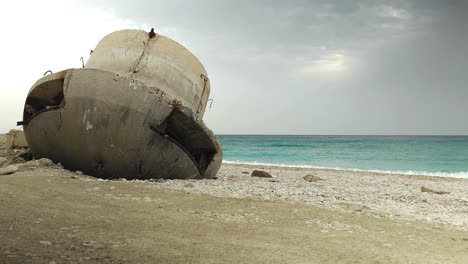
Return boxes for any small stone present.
[251,170,273,178]
[39,241,52,246]
[81,242,93,247]
[241,171,249,174]
[421,186,450,195]
[75,171,83,175]
[184,183,194,188]
[0,165,18,175]
[37,158,54,166]
[303,175,323,182]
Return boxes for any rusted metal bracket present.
[207,99,214,109]
[196,74,209,117]
[200,74,208,87]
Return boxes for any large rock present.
[0,157,9,167]
[421,186,450,195]
[303,175,323,182]
[5,129,28,150]
[251,170,273,178]
[0,165,19,175]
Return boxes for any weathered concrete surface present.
[21,29,222,179]
[24,69,220,179]
[86,29,211,119]
[5,130,28,150]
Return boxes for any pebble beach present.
[1,142,468,263]
[156,163,468,230]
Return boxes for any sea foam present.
[222,160,468,179]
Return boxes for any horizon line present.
[216,134,468,137]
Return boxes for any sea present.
[218,135,468,179]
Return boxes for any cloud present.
[1,0,467,134]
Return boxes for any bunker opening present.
[20,73,67,126]
[150,109,217,174]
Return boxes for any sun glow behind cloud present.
[298,53,348,77]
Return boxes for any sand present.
[1,147,468,263]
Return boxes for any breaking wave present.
[222,160,468,179]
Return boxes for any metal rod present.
[208,99,214,109]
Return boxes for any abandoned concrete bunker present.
[19,29,222,179]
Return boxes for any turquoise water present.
[218,135,468,178]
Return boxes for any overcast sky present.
[1,0,467,135]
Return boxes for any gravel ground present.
[1,148,468,263]
[147,163,468,230]
[1,144,467,230]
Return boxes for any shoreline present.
[222,161,468,182]
[222,160,468,180]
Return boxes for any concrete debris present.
[0,157,9,167]
[5,129,28,150]
[37,158,54,166]
[0,134,5,148]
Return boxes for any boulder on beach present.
[251,170,273,178]
[421,186,450,195]
[303,175,323,182]
[0,165,19,175]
